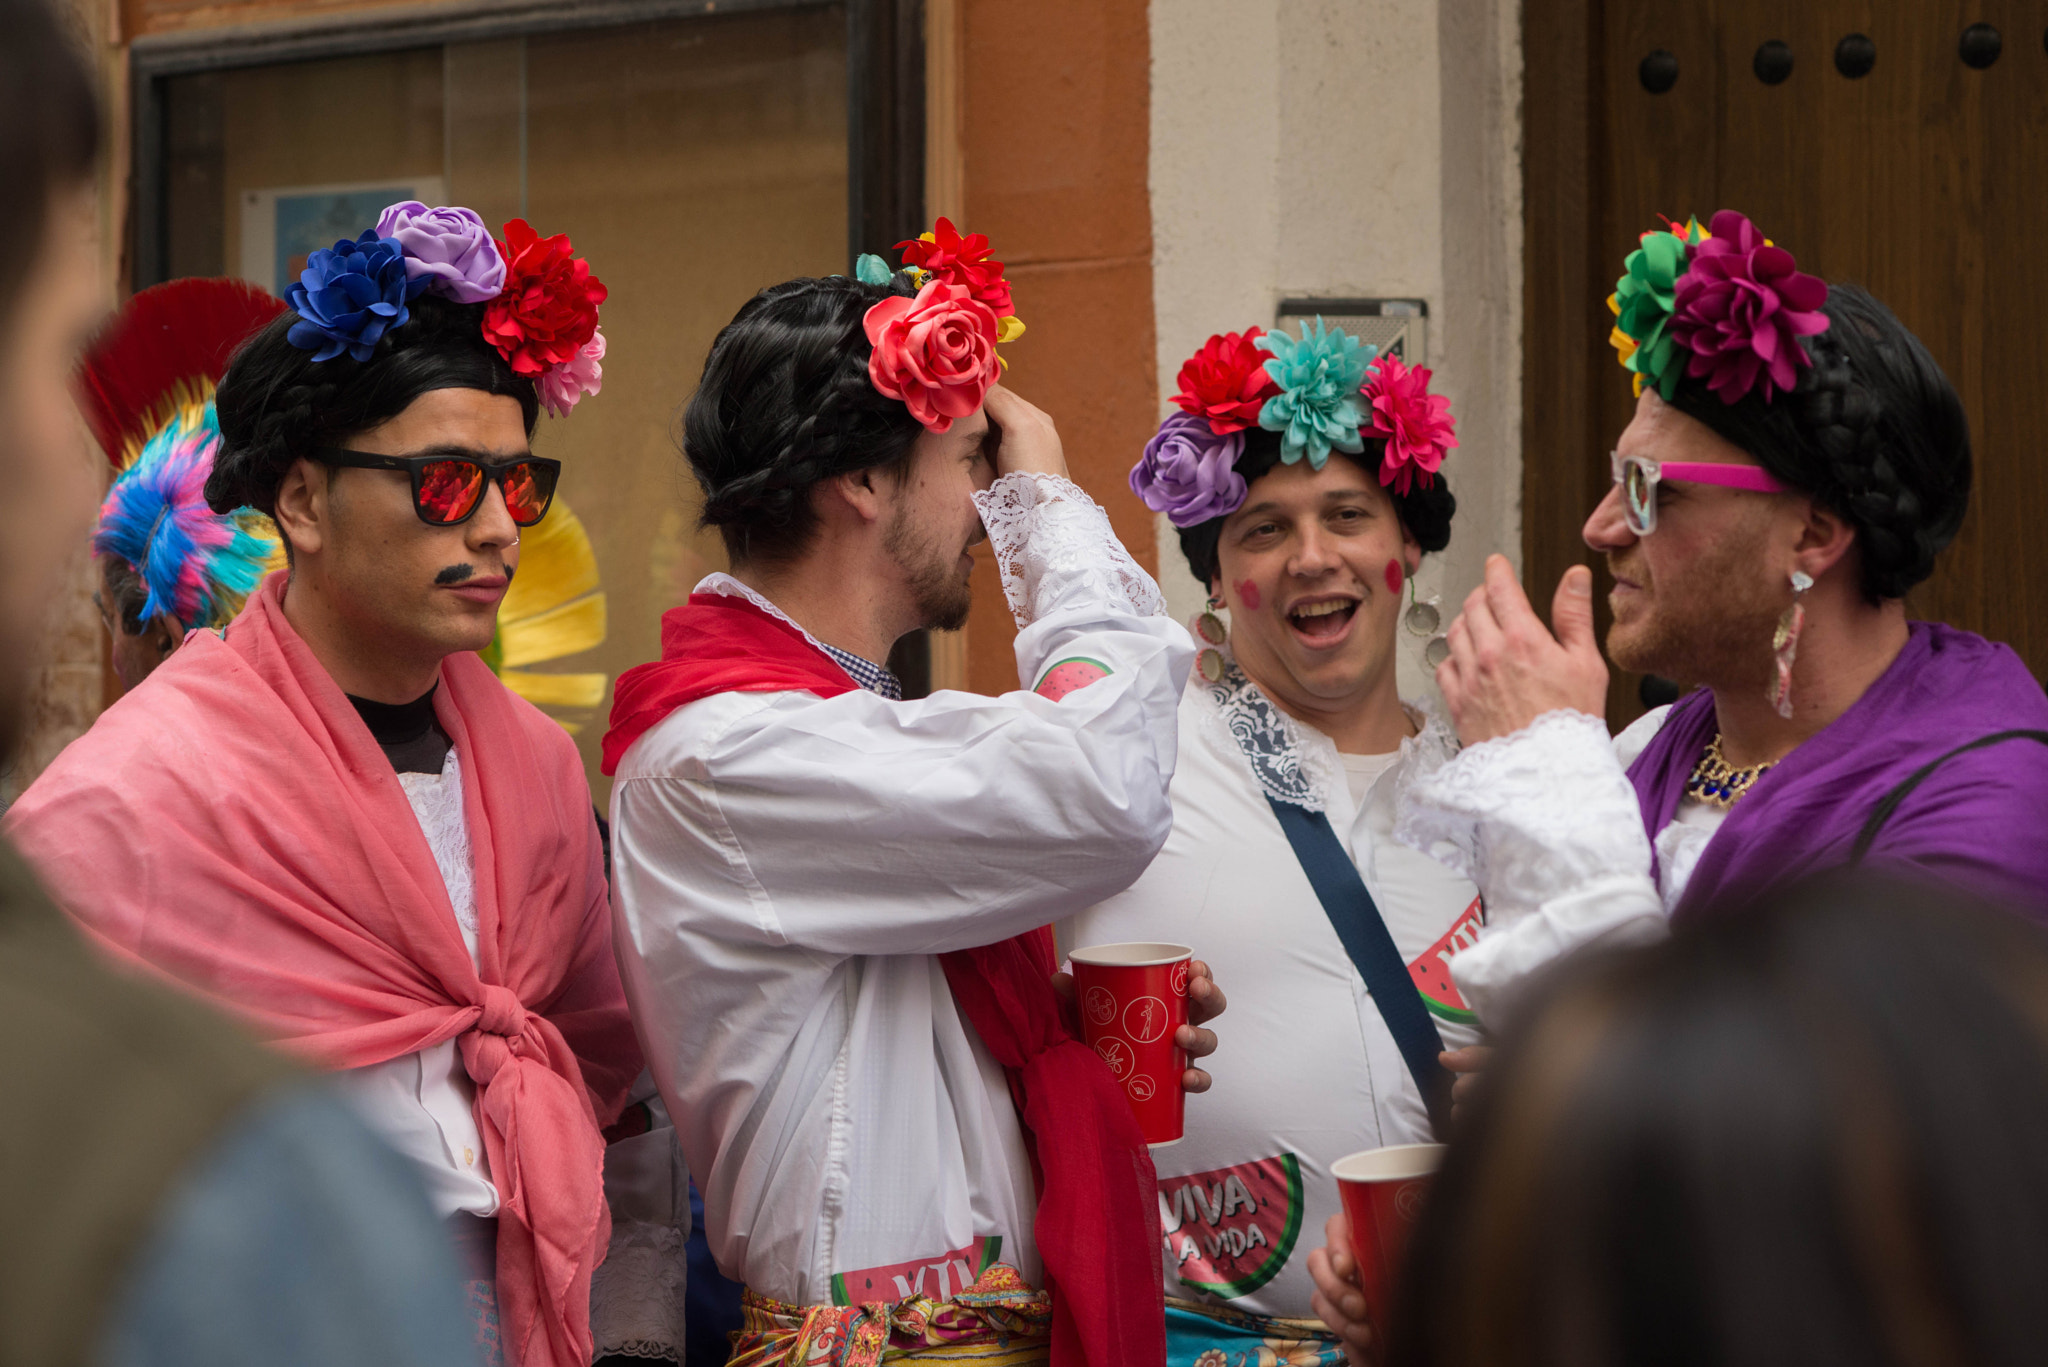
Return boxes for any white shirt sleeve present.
[611,472,1195,959]
[1394,708,1670,1027]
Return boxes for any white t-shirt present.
[1063,679,1481,1319]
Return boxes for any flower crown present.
[1129,319,1458,528]
[853,218,1025,433]
[1608,209,1830,405]
[285,201,608,417]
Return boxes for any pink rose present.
[863,279,1000,432]
[539,328,605,418]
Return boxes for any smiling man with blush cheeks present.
[1069,323,1476,1367]
[3,204,684,1367]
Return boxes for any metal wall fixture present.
[1959,23,2001,69]
[1835,32,1876,78]
[1753,39,1793,85]
[1639,48,1678,94]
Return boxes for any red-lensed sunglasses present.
[316,448,561,527]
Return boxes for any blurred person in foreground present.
[1395,213,2048,1038]
[5,196,659,1367]
[1311,872,2048,1367]
[0,3,475,1364]
[1066,321,1474,1366]
[74,277,287,693]
[602,228,1218,1366]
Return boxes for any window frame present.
[127,0,925,290]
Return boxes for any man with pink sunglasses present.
[1307,212,2048,1364]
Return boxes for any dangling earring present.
[1403,577,1451,669]
[1767,570,1813,719]
[1193,593,1230,683]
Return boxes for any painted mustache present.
[435,563,516,586]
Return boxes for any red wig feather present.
[75,277,286,467]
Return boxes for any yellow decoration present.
[488,496,609,730]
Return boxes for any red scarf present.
[605,592,1167,1367]
[7,576,642,1367]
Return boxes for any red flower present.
[864,278,1001,432]
[1171,328,1281,434]
[895,217,1014,317]
[1362,354,1457,495]
[482,220,607,379]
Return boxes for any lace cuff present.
[1395,709,1654,921]
[972,472,1166,628]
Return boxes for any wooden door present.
[1524,0,2048,726]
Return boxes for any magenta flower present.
[1669,210,1830,404]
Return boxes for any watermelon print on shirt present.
[1160,1155,1304,1298]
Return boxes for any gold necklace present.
[1685,734,1775,809]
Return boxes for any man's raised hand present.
[982,385,1069,481]
[1436,555,1608,746]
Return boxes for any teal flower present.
[1255,318,1375,468]
[1612,230,1689,398]
[855,253,894,286]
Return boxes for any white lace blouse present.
[1395,704,1726,1025]
[607,471,1192,1307]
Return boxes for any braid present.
[685,273,925,565]
[1669,282,1969,604]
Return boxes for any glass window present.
[160,8,851,803]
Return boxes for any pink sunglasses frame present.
[1610,451,1788,534]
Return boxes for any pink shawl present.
[4,575,641,1367]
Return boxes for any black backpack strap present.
[1266,797,1454,1137]
[1850,729,2048,864]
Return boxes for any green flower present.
[1613,230,1689,398]
[1255,317,1374,469]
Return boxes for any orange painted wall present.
[955,0,1158,693]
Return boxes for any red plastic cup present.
[1067,941,1192,1146]
[1332,1144,1445,1338]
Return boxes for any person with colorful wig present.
[1063,321,1472,1366]
[6,201,672,1367]
[74,277,287,691]
[601,220,1223,1367]
[1306,211,2048,1364]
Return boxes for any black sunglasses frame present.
[315,448,562,527]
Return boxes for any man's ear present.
[146,613,187,655]
[822,465,888,528]
[271,458,329,558]
[1792,498,1858,584]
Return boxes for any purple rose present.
[374,201,506,304]
[1129,411,1247,528]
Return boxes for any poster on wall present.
[240,177,447,299]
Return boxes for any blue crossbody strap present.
[1266,796,1453,1137]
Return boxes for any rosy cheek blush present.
[1234,580,1262,611]
[1384,560,1404,594]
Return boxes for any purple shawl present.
[1628,622,2048,923]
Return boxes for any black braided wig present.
[1174,426,1458,589]
[208,294,539,522]
[683,273,926,566]
[1667,283,1970,604]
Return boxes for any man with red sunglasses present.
[6,207,677,1367]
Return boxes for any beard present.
[1605,527,1784,692]
[883,502,975,633]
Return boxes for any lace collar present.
[1195,663,1343,812]
[1196,663,1453,815]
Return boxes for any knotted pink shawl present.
[5,574,641,1367]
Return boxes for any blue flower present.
[285,232,427,363]
[1255,318,1376,468]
